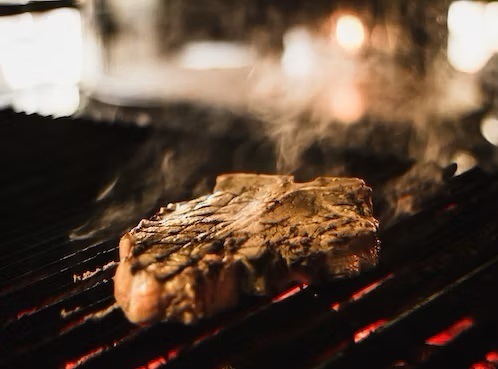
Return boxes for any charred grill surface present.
[2,109,498,369]
[115,174,379,324]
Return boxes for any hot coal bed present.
[1,105,498,369]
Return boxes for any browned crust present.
[114,174,380,324]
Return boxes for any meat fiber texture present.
[114,174,380,324]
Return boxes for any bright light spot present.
[329,83,364,124]
[485,2,498,52]
[452,151,477,175]
[12,85,80,117]
[335,14,365,53]
[447,1,495,73]
[178,42,254,70]
[448,1,485,36]
[0,8,81,90]
[281,27,316,78]
[481,115,498,146]
[447,34,491,73]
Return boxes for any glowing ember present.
[146,356,167,369]
[16,307,37,319]
[330,302,340,311]
[193,327,222,345]
[354,319,387,343]
[352,274,394,301]
[425,317,474,346]
[330,275,393,312]
[443,203,458,213]
[272,284,308,302]
[136,350,177,369]
[335,14,366,53]
[65,347,105,369]
[166,347,180,360]
[486,351,498,363]
[470,362,495,369]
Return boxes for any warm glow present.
[486,351,498,363]
[65,347,105,369]
[335,15,365,53]
[329,83,364,124]
[272,283,308,302]
[481,115,498,146]
[354,320,387,343]
[470,363,493,369]
[426,317,474,346]
[352,274,394,301]
[146,356,167,369]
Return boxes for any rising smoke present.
[74,1,495,238]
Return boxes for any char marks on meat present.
[114,174,380,324]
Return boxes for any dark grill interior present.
[1,109,498,369]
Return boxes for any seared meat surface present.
[114,174,380,324]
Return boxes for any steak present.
[114,174,380,324]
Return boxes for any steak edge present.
[114,174,380,324]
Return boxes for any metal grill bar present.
[1,109,498,369]
[154,175,498,369]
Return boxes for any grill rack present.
[1,109,498,369]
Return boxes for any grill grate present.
[1,109,498,369]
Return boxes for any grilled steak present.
[114,174,380,324]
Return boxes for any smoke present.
[83,1,487,174]
[244,30,484,174]
[75,2,497,238]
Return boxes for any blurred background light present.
[281,27,316,78]
[452,151,477,175]
[0,7,81,116]
[447,1,498,73]
[329,82,364,124]
[335,14,365,53]
[481,115,498,146]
